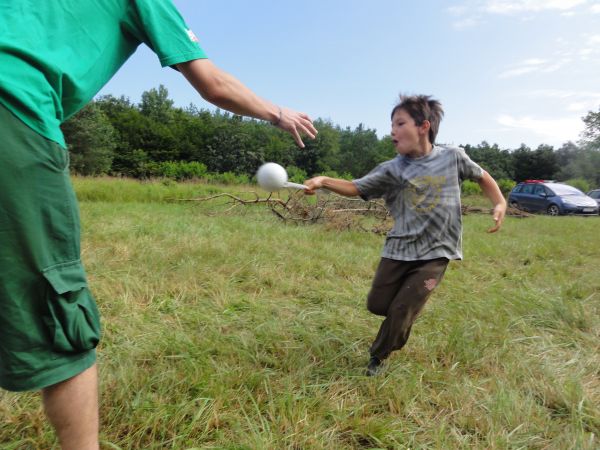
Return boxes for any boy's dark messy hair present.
[391,95,444,144]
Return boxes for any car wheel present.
[547,204,560,216]
[509,201,520,209]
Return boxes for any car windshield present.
[546,184,584,196]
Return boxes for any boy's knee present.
[366,294,388,316]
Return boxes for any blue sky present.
[99,0,600,150]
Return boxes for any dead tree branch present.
[177,190,531,233]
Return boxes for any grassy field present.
[1,177,599,449]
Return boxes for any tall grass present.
[1,178,598,449]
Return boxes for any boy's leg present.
[366,258,411,317]
[369,258,448,361]
[364,258,419,376]
[42,364,99,450]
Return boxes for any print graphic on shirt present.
[186,29,199,43]
[406,176,446,213]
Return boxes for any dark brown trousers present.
[367,257,449,360]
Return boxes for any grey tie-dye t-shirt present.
[353,145,484,261]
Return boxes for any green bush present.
[462,178,514,196]
[319,170,354,181]
[461,180,482,195]
[286,165,307,184]
[144,160,208,181]
[206,171,250,185]
[563,178,591,193]
[497,178,516,195]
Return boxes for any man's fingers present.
[276,109,318,147]
[292,129,305,148]
[298,123,317,140]
[300,117,318,137]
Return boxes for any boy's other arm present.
[477,170,507,233]
[176,59,317,147]
[304,176,360,197]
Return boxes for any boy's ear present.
[419,120,431,136]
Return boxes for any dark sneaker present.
[366,356,382,377]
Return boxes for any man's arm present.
[176,59,317,147]
[304,176,360,197]
[477,170,507,233]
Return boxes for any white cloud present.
[452,17,483,28]
[448,0,590,22]
[496,114,585,144]
[527,89,600,99]
[485,0,588,14]
[567,101,593,111]
[587,34,600,44]
[447,0,591,29]
[524,89,600,112]
[497,32,600,79]
[447,5,471,15]
[446,4,485,27]
[576,34,600,60]
[498,57,570,78]
[498,66,538,78]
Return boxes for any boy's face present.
[390,109,431,157]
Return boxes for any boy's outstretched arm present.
[176,59,317,148]
[478,171,507,233]
[304,176,360,197]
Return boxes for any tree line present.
[62,85,600,191]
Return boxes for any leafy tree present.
[140,85,175,123]
[293,119,341,176]
[61,103,117,175]
[169,107,213,162]
[511,144,558,181]
[463,141,513,180]
[204,124,262,174]
[511,144,534,182]
[80,85,600,187]
[94,94,134,120]
[337,124,380,177]
[373,136,397,165]
[532,144,559,180]
[580,107,600,149]
[112,149,150,178]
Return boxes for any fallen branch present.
[175,191,531,234]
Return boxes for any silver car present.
[587,189,600,213]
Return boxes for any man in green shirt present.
[0,1,317,448]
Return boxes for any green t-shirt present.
[0,0,207,147]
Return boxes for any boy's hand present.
[303,176,326,195]
[302,177,360,197]
[487,203,506,233]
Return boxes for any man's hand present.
[274,107,318,148]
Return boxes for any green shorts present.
[0,104,101,392]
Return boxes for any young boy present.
[303,95,506,376]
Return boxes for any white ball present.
[256,163,288,191]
